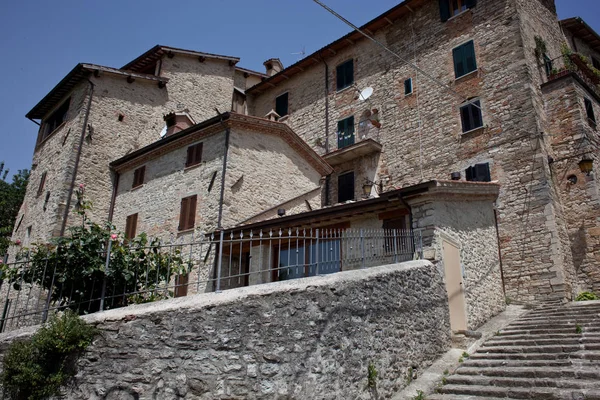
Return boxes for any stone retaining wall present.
[0,260,451,400]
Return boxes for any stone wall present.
[542,75,600,294]
[0,261,451,400]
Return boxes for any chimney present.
[264,58,284,77]
[163,112,194,137]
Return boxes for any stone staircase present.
[429,301,600,400]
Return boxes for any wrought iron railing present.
[0,228,422,333]
[540,53,600,99]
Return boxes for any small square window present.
[466,163,491,182]
[460,100,483,133]
[336,59,354,91]
[41,98,70,142]
[186,143,203,168]
[439,0,477,21]
[404,78,413,95]
[275,92,289,117]
[585,98,596,124]
[592,57,600,71]
[179,195,197,231]
[132,166,145,188]
[337,116,355,149]
[337,172,355,203]
[453,41,477,79]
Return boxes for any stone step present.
[469,351,600,361]
[495,332,600,340]
[438,384,600,400]
[523,310,600,319]
[483,336,600,347]
[445,374,600,390]
[498,326,600,336]
[428,395,521,400]
[455,366,600,380]
[514,314,600,324]
[461,358,600,368]
[477,343,600,354]
[505,320,600,329]
[525,305,600,316]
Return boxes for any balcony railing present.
[541,53,600,99]
[0,227,422,333]
[323,120,382,165]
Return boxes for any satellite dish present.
[358,87,374,101]
[159,125,167,138]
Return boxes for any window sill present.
[405,91,413,97]
[455,69,478,82]
[184,163,202,172]
[278,115,289,122]
[36,122,67,148]
[130,184,145,191]
[177,228,195,235]
[461,126,485,136]
[335,85,355,95]
[447,9,471,22]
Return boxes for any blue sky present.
[0,0,597,179]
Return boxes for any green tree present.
[0,163,30,256]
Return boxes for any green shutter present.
[439,0,451,21]
[464,41,477,73]
[453,45,465,78]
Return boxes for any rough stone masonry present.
[0,261,450,400]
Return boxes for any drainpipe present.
[216,126,230,230]
[60,79,95,237]
[323,58,331,206]
[107,170,120,224]
[494,207,506,294]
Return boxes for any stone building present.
[10,0,600,303]
[13,46,265,247]
[246,0,600,302]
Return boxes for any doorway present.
[441,236,468,332]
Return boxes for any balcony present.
[323,119,382,166]
[541,53,600,99]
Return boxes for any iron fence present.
[540,53,600,99]
[0,228,422,333]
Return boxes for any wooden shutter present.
[179,195,197,231]
[336,63,345,90]
[464,42,477,74]
[125,213,138,240]
[133,166,145,188]
[460,104,471,132]
[474,163,491,182]
[465,166,475,181]
[186,146,195,167]
[186,143,203,167]
[175,274,189,298]
[471,100,482,129]
[453,45,465,78]
[439,0,451,21]
[37,172,47,196]
[194,143,203,165]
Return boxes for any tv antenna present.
[291,46,306,61]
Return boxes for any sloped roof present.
[561,17,600,54]
[110,112,333,176]
[122,45,240,72]
[247,0,425,94]
[26,64,169,120]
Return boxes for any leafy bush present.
[1,311,97,400]
[1,186,188,313]
[576,291,599,302]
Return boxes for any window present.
[174,274,189,297]
[337,116,355,149]
[466,163,491,182]
[453,41,477,78]
[592,57,600,71]
[275,92,289,117]
[125,213,138,240]
[337,172,355,203]
[585,98,596,124]
[179,195,197,231]
[543,54,553,77]
[41,98,70,141]
[336,59,354,91]
[37,172,47,197]
[460,100,483,133]
[404,78,413,95]
[132,166,145,188]
[439,0,477,21]
[185,143,203,168]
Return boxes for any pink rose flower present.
[79,183,85,189]
[14,240,21,246]
[110,234,118,240]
